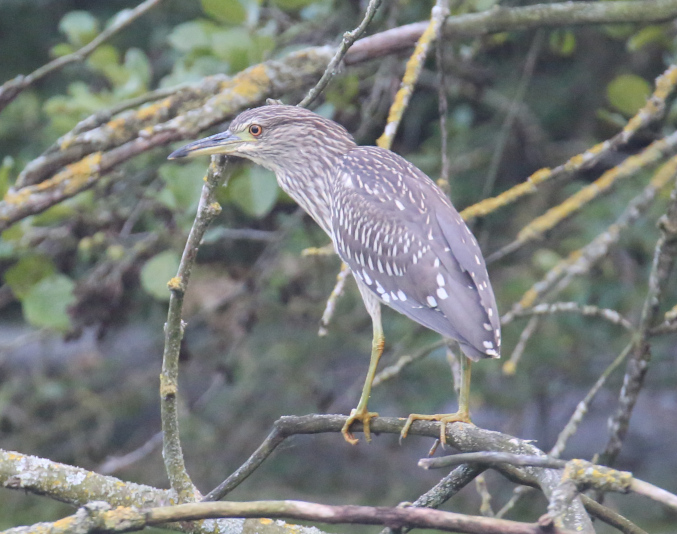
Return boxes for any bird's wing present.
[330,146,500,360]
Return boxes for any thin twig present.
[503,156,677,320]
[318,262,351,336]
[602,175,677,467]
[510,302,634,331]
[298,0,383,108]
[481,30,543,200]
[372,339,446,387]
[475,474,495,517]
[435,0,451,193]
[497,342,634,518]
[97,432,163,475]
[160,155,231,502]
[0,0,164,114]
[502,316,539,376]
[549,343,633,459]
[631,478,677,511]
[488,129,677,263]
[381,464,486,534]
[377,3,449,150]
[202,427,286,502]
[461,63,677,223]
[420,452,566,470]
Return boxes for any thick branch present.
[347,0,677,64]
[0,449,328,534]
[203,414,593,533]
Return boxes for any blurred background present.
[0,0,676,532]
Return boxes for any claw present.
[400,412,472,445]
[341,408,379,444]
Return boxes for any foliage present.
[0,0,676,532]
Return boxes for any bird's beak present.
[168,130,246,159]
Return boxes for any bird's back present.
[330,146,500,360]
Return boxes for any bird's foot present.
[400,411,472,445]
[342,407,379,445]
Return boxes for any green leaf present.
[549,30,576,57]
[158,160,206,212]
[0,156,13,198]
[22,274,76,332]
[229,167,278,218]
[140,250,181,301]
[117,48,152,97]
[58,11,100,48]
[211,28,254,72]
[272,0,315,10]
[627,25,670,52]
[201,0,247,24]
[168,20,218,53]
[4,255,56,299]
[124,48,151,87]
[607,74,651,116]
[50,43,75,58]
[87,45,121,72]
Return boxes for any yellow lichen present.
[160,380,177,398]
[502,361,517,375]
[137,98,172,120]
[106,117,127,131]
[167,277,183,291]
[216,64,270,105]
[3,152,103,206]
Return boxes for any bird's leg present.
[401,355,473,445]
[341,319,384,445]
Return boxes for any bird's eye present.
[248,124,263,137]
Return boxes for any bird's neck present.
[273,142,354,237]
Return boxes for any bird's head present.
[168,104,355,174]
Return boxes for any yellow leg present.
[401,355,473,444]
[341,316,385,445]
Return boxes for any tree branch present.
[202,414,593,533]
[298,0,383,108]
[0,0,164,114]
[160,156,231,502]
[602,174,677,466]
[347,1,677,64]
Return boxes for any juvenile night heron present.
[169,104,500,445]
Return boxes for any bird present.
[168,103,500,445]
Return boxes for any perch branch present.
[203,414,593,532]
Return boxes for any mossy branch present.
[160,156,230,502]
